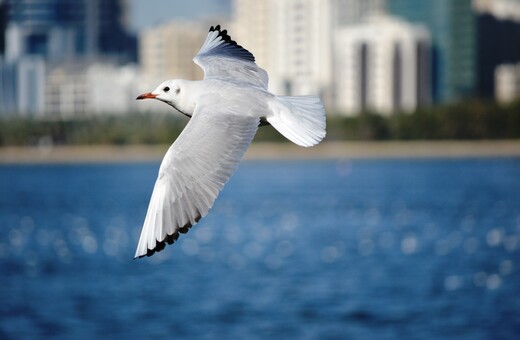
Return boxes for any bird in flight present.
[135,25,326,258]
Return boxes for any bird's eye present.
[163,86,170,92]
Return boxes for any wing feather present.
[135,106,259,258]
[193,25,269,89]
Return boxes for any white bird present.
[134,25,326,258]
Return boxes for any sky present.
[128,0,232,32]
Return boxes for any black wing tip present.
[209,24,236,45]
[133,231,181,259]
[134,215,202,259]
[208,24,255,62]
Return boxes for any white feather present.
[267,96,327,147]
[134,107,259,258]
[193,26,268,89]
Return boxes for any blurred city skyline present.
[0,0,519,118]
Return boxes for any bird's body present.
[135,25,326,258]
[165,79,273,118]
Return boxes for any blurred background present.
[0,0,519,143]
[1,1,520,339]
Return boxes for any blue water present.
[0,158,519,339]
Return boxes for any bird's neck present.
[171,105,192,118]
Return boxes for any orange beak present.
[136,92,157,100]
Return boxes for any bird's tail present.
[267,95,326,147]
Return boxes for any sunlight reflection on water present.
[0,159,519,338]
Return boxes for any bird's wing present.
[193,25,269,89]
[135,103,259,258]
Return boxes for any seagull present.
[134,25,326,258]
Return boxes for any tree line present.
[327,99,520,141]
[0,99,519,146]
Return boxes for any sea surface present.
[0,158,519,339]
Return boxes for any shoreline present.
[0,140,519,164]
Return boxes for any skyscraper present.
[335,15,431,115]
[232,0,273,73]
[140,21,205,83]
[0,1,7,55]
[474,0,520,98]
[495,62,520,104]
[387,0,477,104]
[2,0,136,63]
[232,0,385,108]
[334,0,385,26]
[0,0,137,116]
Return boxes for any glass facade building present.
[0,0,136,116]
[2,0,136,63]
[387,0,476,104]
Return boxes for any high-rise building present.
[473,0,520,21]
[495,62,520,104]
[235,0,333,99]
[45,62,139,117]
[474,0,520,98]
[269,0,333,99]
[0,1,7,55]
[387,0,477,104]
[0,0,137,116]
[139,21,205,83]
[2,0,136,62]
[232,0,274,73]
[233,0,384,109]
[335,15,431,115]
[334,0,385,26]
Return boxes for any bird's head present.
[136,80,181,106]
